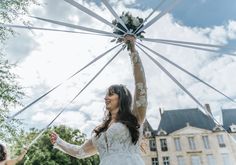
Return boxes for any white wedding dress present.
[54,122,145,165]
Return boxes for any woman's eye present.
[106,92,112,96]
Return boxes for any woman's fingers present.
[124,34,136,43]
[50,132,58,144]
[23,146,28,152]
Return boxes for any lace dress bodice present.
[92,122,144,165]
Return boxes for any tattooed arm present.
[124,35,147,124]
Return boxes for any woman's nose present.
[104,95,108,100]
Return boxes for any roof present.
[222,108,236,132]
[157,108,216,134]
[143,119,154,132]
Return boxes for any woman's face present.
[105,88,119,111]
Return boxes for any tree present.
[15,125,100,165]
[0,0,38,142]
[0,0,38,44]
[0,55,24,142]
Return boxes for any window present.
[188,137,196,150]
[174,137,182,151]
[222,153,232,165]
[160,139,168,151]
[162,156,170,165]
[152,157,159,165]
[150,138,157,151]
[191,156,202,165]
[202,136,210,149]
[177,156,185,165]
[207,154,215,165]
[217,134,226,147]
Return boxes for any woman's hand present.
[123,35,136,52]
[50,132,58,144]
[21,147,28,154]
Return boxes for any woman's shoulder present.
[0,161,6,165]
[5,160,16,165]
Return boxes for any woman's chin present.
[106,106,111,111]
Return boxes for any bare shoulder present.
[6,160,17,165]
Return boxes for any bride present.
[50,35,147,165]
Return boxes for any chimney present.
[159,107,163,116]
[205,104,212,115]
[186,122,190,127]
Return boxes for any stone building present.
[142,107,236,165]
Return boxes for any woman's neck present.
[110,109,118,122]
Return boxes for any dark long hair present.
[0,143,6,161]
[94,84,140,144]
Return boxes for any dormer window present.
[157,129,167,136]
[213,125,224,132]
[145,131,152,137]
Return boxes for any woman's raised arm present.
[124,35,147,124]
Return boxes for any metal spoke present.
[28,15,120,37]
[0,23,115,37]
[144,39,236,56]
[136,0,181,34]
[142,37,236,49]
[133,0,165,34]
[64,0,126,34]
[137,42,236,104]
[102,0,129,32]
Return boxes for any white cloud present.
[227,21,236,39]
[31,111,55,123]
[109,0,136,6]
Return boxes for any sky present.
[3,0,236,136]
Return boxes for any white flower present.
[131,16,135,22]
[132,17,140,26]
[121,16,129,24]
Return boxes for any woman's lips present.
[105,101,111,105]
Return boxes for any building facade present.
[142,107,236,165]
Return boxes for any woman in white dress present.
[50,35,147,165]
[0,143,27,165]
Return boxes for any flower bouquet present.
[111,12,145,50]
